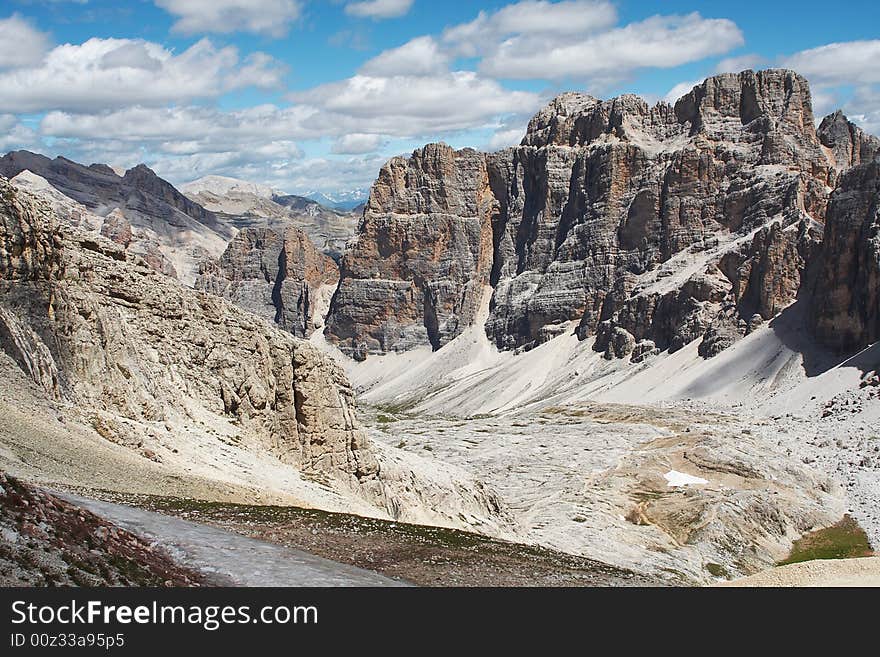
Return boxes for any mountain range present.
[1,68,879,585]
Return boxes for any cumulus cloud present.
[476,12,744,80]
[487,127,526,151]
[155,0,302,37]
[332,133,384,154]
[0,114,38,152]
[359,36,448,77]
[290,72,541,137]
[345,0,414,20]
[663,79,702,104]
[0,14,51,69]
[443,0,617,57]
[715,53,765,74]
[782,40,880,86]
[41,104,318,144]
[0,38,283,113]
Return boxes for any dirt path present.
[63,494,406,587]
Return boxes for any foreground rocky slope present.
[0,177,513,536]
[325,70,880,363]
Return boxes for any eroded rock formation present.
[813,160,880,353]
[0,177,377,487]
[326,144,496,359]
[325,70,879,360]
[195,225,339,338]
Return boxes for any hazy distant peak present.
[181,175,278,200]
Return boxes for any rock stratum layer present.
[195,225,339,338]
[813,160,880,352]
[325,70,880,360]
[326,144,496,358]
[0,177,377,485]
[0,177,513,533]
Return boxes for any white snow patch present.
[664,470,709,487]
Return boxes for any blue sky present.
[1,0,879,195]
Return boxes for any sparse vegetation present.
[778,515,874,566]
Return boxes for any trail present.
[63,494,407,587]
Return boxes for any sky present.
[1,0,879,196]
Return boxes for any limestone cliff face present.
[326,144,496,359]
[326,70,851,358]
[0,177,377,486]
[813,161,880,353]
[818,111,880,172]
[195,225,339,338]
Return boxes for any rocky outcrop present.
[195,225,339,338]
[326,144,496,359]
[0,152,233,284]
[0,177,377,488]
[813,160,880,353]
[818,111,880,171]
[182,176,360,263]
[326,69,878,362]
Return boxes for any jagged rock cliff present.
[0,177,514,533]
[325,70,879,360]
[813,160,880,353]
[0,177,377,486]
[195,225,339,338]
[326,144,496,359]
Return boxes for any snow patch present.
[664,470,709,487]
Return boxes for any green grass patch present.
[778,515,874,566]
[706,562,729,578]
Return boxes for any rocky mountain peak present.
[674,69,816,137]
[325,68,877,360]
[818,109,880,170]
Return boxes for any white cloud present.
[155,0,302,37]
[0,114,38,152]
[478,12,744,80]
[839,86,880,136]
[359,36,448,76]
[0,14,51,69]
[663,79,701,104]
[715,54,765,74]
[291,72,541,137]
[345,0,414,20]
[41,104,318,144]
[0,38,283,113]
[443,0,617,57]
[487,127,525,151]
[332,133,384,154]
[782,40,880,86]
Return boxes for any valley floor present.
[76,492,653,587]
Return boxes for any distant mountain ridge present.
[0,150,232,284]
[304,189,369,211]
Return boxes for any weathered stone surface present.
[326,143,496,358]
[818,111,880,171]
[0,177,377,487]
[813,160,880,353]
[182,176,360,263]
[99,209,132,247]
[0,152,233,284]
[326,70,856,360]
[195,225,339,338]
